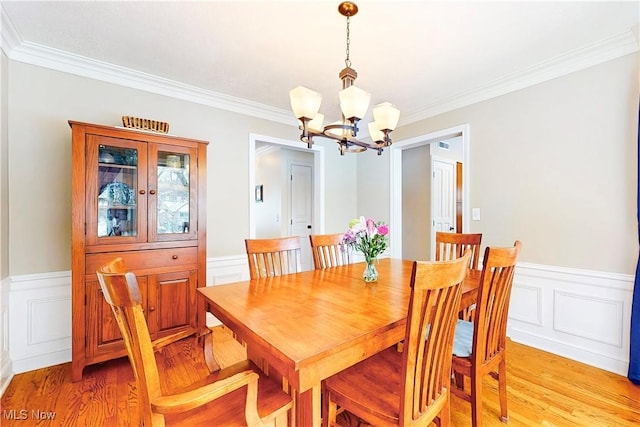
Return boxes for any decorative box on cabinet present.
[70,121,208,382]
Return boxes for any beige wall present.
[6,53,639,276]
[402,144,431,261]
[1,51,8,278]
[390,53,639,274]
[6,61,357,275]
[356,149,392,225]
[255,146,283,238]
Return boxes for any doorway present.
[249,134,325,271]
[289,162,313,270]
[389,124,470,260]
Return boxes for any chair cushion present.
[453,319,474,357]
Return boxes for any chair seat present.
[324,346,403,425]
[164,360,292,426]
[453,319,474,357]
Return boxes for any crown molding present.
[402,30,639,125]
[0,5,295,126]
[6,40,295,125]
[2,5,637,127]
[0,3,22,56]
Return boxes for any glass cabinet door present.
[148,144,198,242]
[86,135,148,246]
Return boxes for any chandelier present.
[289,1,400,155]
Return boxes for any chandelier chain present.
[345,14,351,68]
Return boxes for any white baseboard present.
[2,257,635,382]
[1,276,12,396]
[0,363,12,397]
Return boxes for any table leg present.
[200,327,221,373]
[294,384,322,427]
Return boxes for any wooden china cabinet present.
[69,121,208,382]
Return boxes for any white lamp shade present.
[290,86,322,120]
[368,122,385,143]
[339,85,371,120]
[307,113,324,132]
[372,102,400,131]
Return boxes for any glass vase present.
[363,258,378,282]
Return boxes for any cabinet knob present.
[148,306,156,312]
[172,255,178,260]
[139,189,146,195]
[149,189,156,195]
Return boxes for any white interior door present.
[431,158,456,257]
[289,163,313,271]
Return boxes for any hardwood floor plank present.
[1,327,638,426]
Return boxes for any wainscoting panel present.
[508,262,634,376]
[554,290,623,346]
[8,271,72,375]
[2,258,635,381]
[509,284,543,326]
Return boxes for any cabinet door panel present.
[86,135,148,246]
[148,144,199,242]
[148,270,197,337]
[86,276,148,357]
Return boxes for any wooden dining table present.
[198,258,480,427]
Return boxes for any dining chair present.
[245,236,302,279]
[435,231,483,320]
[309,233,351,269]
[451,241,522,427]
[435,231,483,270]
[322,251,471,427]
[96,257,293,427]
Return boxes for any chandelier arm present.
[298,122,392,153]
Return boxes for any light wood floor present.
[1,325,639,426]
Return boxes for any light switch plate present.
[472,208,481,221]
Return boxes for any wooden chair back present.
[451,241,522,427]
[399,251,470,425]
[471,240,521,367]
[245,236,302,279]
[96,257,292,426]
[322,251,470,427]
[96,258,167,426]
[435,232,482,270]
[309,233,351,269]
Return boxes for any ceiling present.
[1,1,639,130]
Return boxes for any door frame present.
[248,133,325,238]
[388,124,470,259]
